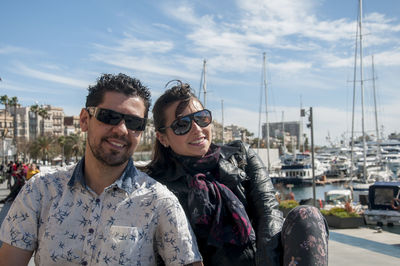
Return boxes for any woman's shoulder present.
[220,140,250,159]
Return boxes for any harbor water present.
[273,182,348,201]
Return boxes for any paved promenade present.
[0,179,399,265]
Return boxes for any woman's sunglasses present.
[160,109,212,135]
[86,107,147,131]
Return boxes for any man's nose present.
[111,119,129,135]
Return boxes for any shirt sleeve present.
[0,179,40,251]
[154,196,202,266]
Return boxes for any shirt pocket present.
[107,226,154,264]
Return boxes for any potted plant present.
[279,200,299,218]
[320,206,365,229]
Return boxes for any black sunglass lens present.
[194,110,211,127]
[125,117,144,131]
[172,117,192,135]
[103,110,123,125]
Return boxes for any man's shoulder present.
[29,165,75,186]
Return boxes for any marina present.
[1,177,399,265]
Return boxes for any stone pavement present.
[0,179,399,265]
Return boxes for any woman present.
[26,163,40,180]
[147,81,328,266]
[0,162,26,204]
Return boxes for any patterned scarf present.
[173,145,255,247]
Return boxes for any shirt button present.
[88,228,94,234]
[82,261,88,265]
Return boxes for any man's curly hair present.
[85,73,151,118]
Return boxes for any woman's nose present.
[189,120,202,133]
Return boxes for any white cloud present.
[90,53,198,80]
[0,45,36,55]
[13,63,89,88]
[93,35,174,54]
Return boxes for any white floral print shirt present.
[0,158,202,266]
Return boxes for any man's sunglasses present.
[86,107,147,131]
[159,109,212,135]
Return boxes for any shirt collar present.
[68,157,139,193]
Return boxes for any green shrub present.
[279,200,299,210]
[321,207,360,218]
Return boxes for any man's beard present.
[88,135,133,167]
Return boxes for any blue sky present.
[1,0,400,146]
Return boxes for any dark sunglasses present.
[160,109,212,135]
[86,107,147,131]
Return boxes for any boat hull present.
[363,209,400,226]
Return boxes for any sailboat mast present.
[359,0,368,181]
[263,52,271,171]
[257,61,263,150]
[202,59,207,108]
[282,111,285,153]
[349,2,359,179]
[221,99,225,145]
[371,55,381,160]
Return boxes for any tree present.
[8,96,19,159]
[57,136,66,166]
[242,129,254,137]
[1,95,9,137]
[66,134,84,162]
[30,104,50,138]
[35,135,55,164]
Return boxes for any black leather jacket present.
[151,140,284,265]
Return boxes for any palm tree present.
[57,135,66,166]
[1,95,9,137]
[8,96,19,160]
[35,135,54,164]
[0,95,9,164]
[67,134,84,162]
[30,104,50,138]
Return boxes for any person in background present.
[26,163,40,180]
[5,161,14,189]
[146,81,329,266]
[0,162,26,204]
[0,74,203,266]
[0,163,4,183]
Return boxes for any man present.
[0,74,202,266]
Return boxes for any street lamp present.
[301,107,316,207]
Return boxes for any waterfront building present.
[0,110,14,139]
[7,105,65,141]
[263,121,303,148]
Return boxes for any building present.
[0,109,15,162]
[263,121,303,148]
[46,105,64,137]
[7,104,66,141]
[64,115,82,136]
[0,109,14,139]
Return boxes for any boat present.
[363,181,400,226]
[274,152,325,185]
[323,189,353,210]
[348,0,394,202]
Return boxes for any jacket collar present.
[219,143,241,160]
[158,143,241,183]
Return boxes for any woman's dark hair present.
[146,80,200,175]
[86,73,152,118]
